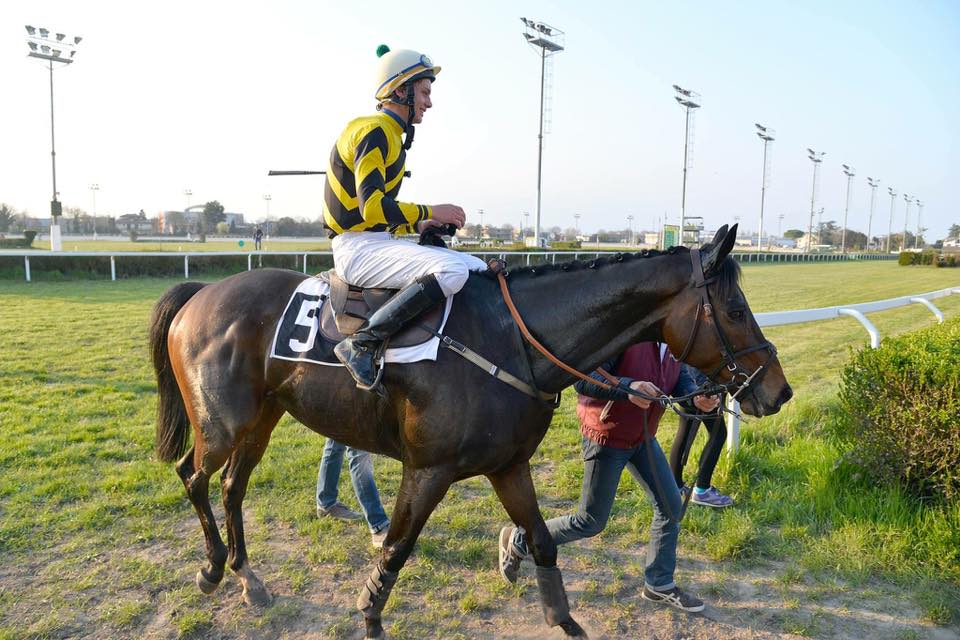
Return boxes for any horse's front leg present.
[488,462,588,639]
[356,464,455,640]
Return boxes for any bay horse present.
[150,224,791,639]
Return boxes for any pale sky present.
[3,0,958,240]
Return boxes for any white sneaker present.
[371,526,389,548]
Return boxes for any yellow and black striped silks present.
[322,112,431,236]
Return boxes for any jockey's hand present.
[431,204,466,229]
[416,219,445,233]
[627,380,661,409]
[693,394,721,413]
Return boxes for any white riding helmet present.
[374,44,441,102]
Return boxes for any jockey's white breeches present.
[332,232,488,297]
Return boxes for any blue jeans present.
[516,437,682,590]
[316,439,389,533]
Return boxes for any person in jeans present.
[497,342,718,613]
[316,439,390,547]
[669,364,734,508]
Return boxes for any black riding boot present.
[334,274,446,391]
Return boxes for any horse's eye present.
[729,309,745,321]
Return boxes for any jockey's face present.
[397,78,432,125]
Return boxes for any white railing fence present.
[725,285,960,454]
[1,249,897,282]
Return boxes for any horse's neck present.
[509,253,689,392]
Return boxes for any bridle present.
[676,248,778,404]
[495,249,777,408]
[495,249,779,525]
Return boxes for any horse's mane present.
[475,243,741,297]
[475,245,687,281]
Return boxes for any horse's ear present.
[710,224,729,248]
[701,223,738,274]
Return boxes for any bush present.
[837,318,960,502]
[0,233,36,249]
[898,251,918,265]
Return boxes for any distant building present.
[944,236,960,248]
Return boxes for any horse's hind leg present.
[357,464,455,639]
[176,444,230,593]
[488,461,587,639]
[219,403,284,606]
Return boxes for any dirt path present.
[3,513,956,640]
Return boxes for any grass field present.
[1,261,958,639]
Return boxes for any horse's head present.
[662,224,792,417]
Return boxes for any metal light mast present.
[755,124,775,251]
[841,164,855,252]
[914,200,923,249]
[521,17,564,249]
[88,183,99,239]
[886,187,897,253]
[865,177,879,250]
[806,148,825,252]
[25,25,82,251]
[674,85,701,246]
[902,194,912,251]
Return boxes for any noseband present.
[678,249,777,403]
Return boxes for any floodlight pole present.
[521,18,564,249]
[674,85,701,246]
[806,149,825,252]
[865,177,879,250]
[914,200,923,249]
[755,124,775,251]
[89,183,99,239]
[886,187,896,253]
[902,194,912,251]
[263,194,272,218]
[841,165,855,253]
[25,26,81,251]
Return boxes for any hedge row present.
[837,317,960,502]
[0,254,335,280]
[898,250,959,267]
[0,231,37,249]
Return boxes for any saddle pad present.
[270,277,453,367]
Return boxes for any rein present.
[494,250,777,524]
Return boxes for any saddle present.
[319,271,445,348]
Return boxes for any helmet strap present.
[402,82,416,150]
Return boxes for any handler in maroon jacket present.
[496,341,719,613]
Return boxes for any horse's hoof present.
[195,570,220,595]
[558,618,588,638]
[243,586,272,607]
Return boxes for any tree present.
[201,201,226,233]
[949,224,960,239]
[0,204,16,232]
[784,229,804,240]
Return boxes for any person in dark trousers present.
[669,365,734,508]
[253,225,264,251]
[496,342,718,613]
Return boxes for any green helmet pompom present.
[376,44,390,58]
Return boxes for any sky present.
[2,0,959,240]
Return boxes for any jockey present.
[324,45,488,391]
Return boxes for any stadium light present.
[24,23,83,251]
[674,85,702,246]
[866,177,879,250]
[841,164,855,252]
[520,17,564,249]
[806,148,825,252]
[886,187,897,252]
[755,123,775,250]
[902,194,912,251]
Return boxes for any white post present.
[25,256,31,282]
[303,254,308,274]
[726,397,740,453]
[184,255,189,279]
[110,256,116,281]
[248,254,252,271]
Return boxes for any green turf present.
[0,261,958,638]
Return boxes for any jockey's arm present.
[354,127,430,235]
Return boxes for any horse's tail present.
[150,282,206,462]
